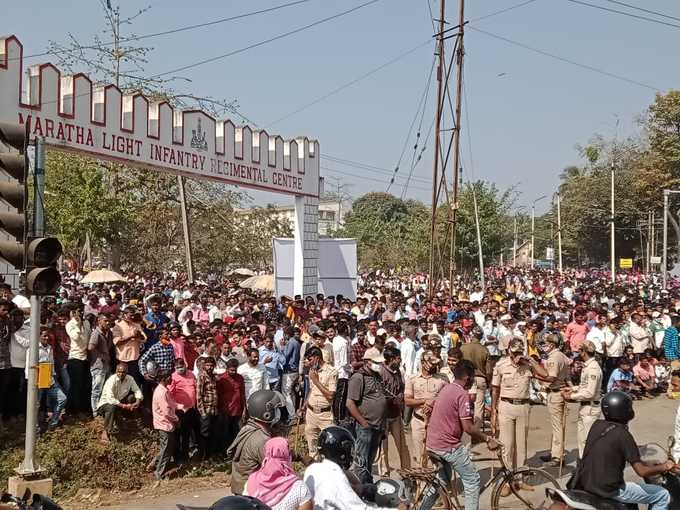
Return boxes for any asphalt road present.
[98,396,680,510]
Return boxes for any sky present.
[4,0,680,214]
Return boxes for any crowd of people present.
[3,267,680,508]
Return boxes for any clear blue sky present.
[5,0,679,213]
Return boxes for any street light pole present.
[610,162,615,284]
[556,192,563,274]
[663,190,670,288]
[531,195,546,269]
[513,215,517,267]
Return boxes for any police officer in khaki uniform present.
[561,340,602,459]
[303,345,338,457]
[404,350,446,465]
[538,334,571,466]
[491,338,549,489]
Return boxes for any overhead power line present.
[322,155,430,184]
[565,0,680,30]
[17,0,317,61]
[265,38,432,128]
[151,0,383,78]
[469,0,540,23]
[602,0,680,23]
[468,27,661,91]
[320,165,431,192]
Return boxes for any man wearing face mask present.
[421,360,500,510]
[346,351,387,484]
[303,346,338,458]
[491,338,549,495]
[380,346,411,473]
[405,350,446,466]
[539,334,571,467]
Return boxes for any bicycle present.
[397,444,560,510]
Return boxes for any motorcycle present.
[0,491,62,510]
[545,437,680,510]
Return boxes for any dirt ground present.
[78,396,679,510]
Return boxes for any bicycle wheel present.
[490,467,560,510]
[410,480,454,510]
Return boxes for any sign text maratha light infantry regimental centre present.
[0,34,323,297]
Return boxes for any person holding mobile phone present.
[490,338,549,496]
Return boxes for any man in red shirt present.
[168,358,198,462]
[421,360,498,510]
[566,311,590,355]
[217,357,246,449]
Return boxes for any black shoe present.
[539,453,552,462]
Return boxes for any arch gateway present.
[0,35,321,297]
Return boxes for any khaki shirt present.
[308,363,338,409]
[405,373,445,409]
[543,350,571,390]
[570,357,602,402]
[491,356,532,399]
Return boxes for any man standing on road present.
[404,350,446,465]
[380,345,410,472]
[460,326,490,424]
[346,350,387,484]
[281,326,301,420]
[421,360,499,510]
[491,338,549,491]
[151,371,178,480]
[539,334,571,466]
[561,340,602,458]
[303,346,337,458]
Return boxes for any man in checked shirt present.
[197,356,218,460]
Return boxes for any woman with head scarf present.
[244,437,312,510]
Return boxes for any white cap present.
[500,314,512,321]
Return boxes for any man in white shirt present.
[66,308,92,413]
[399,324,420,379]
[331,323,351,380]
[304,425,403,510]
[237,348,269,399]
[629,313,652,354]
[585,314,608,355]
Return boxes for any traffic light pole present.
[17,138,45,477]
[17,294,43,476]
[33,138,45,237]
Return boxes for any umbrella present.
[227,267,256,277]
[239,274,274,292]
[80,269,126,284]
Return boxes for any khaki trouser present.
[305,410,333,456]
[474,376,488,423]
[498,400,529,470]
[380,416,411,474]
[546,392,566,459]
[577,404,601,458]
[411,412,427,464]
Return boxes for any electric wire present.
[386,54,436,192]
[602,0,680,24]
[469,0,540,23]
[565,0,680,30]
[468,26,661,91]
[15,0,318,61]
[265,38,432,128]
[150,0,383,78]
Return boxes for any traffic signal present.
[0,122,62,295]
[0,121,28,270]
[25,236,62,295]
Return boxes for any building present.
[235,200,349,236]
[501,240,532,267]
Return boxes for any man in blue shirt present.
[259,333,285,392]
[282,326,302,420]
[663,316,680,369]
[607,358,638,396]
[143,297,167,347]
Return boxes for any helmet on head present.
[318,426,354,470]
[247,390,285,424]
[601,390,634,424]
[207,496,272,510]
[374,479,410,508]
